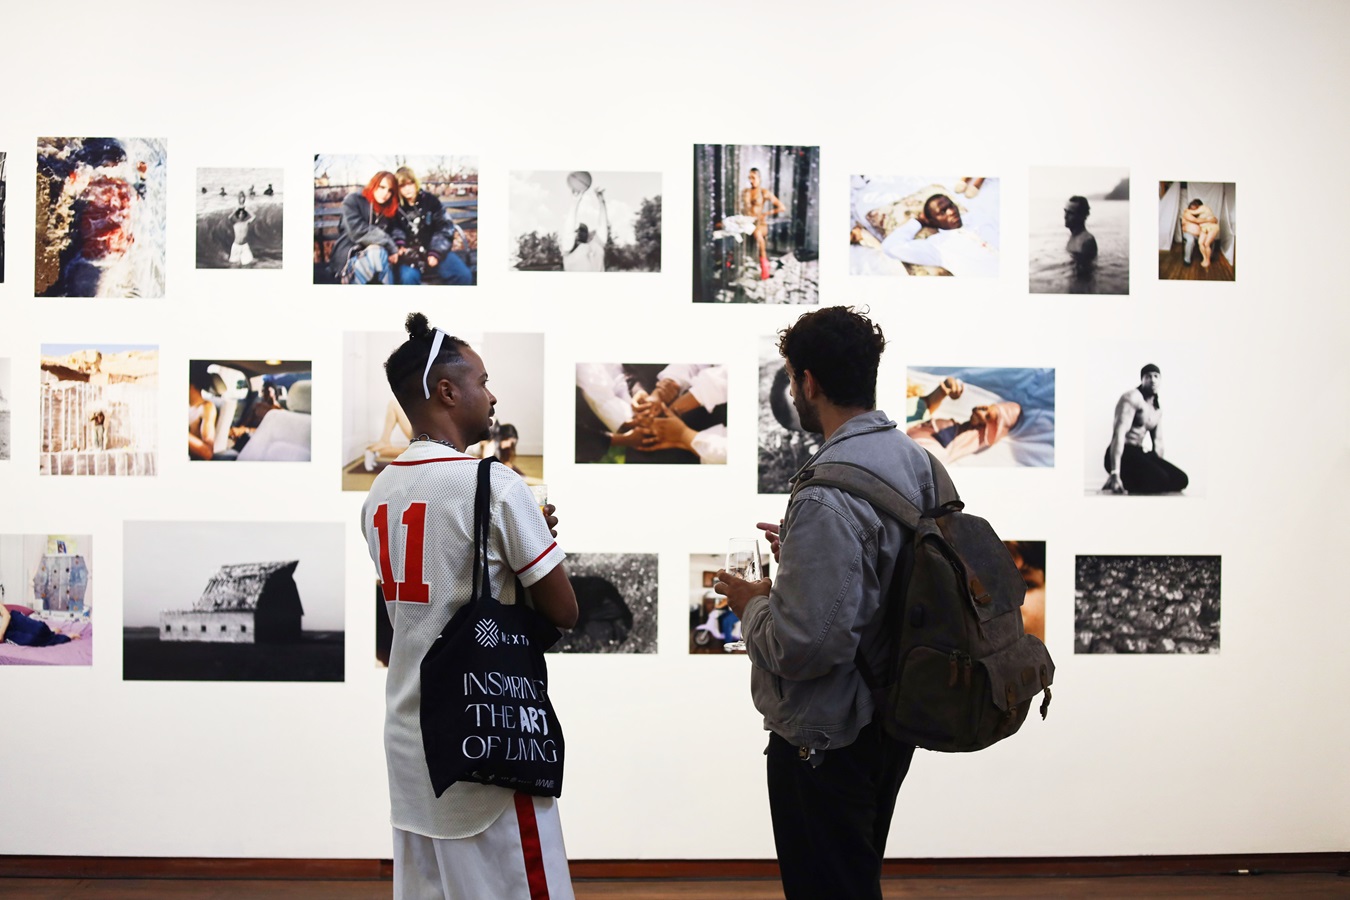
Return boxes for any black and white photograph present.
[905,367,1055,467]
[758,335,818,494]
[551,553,657,654]
[0,150,7,282]
[40,344,158,476]
[0,358,10,461]
[314,154,477,286]
[694,144,819,303]
[0,534,94,667]
[1029,167,1129,295]
[35,138,167,298]
[509,170,661,272]
[1085,343,1204,497]
[577,363,726,464]
[122,521,345,682]
[1075,555,1221,654]
[1158,181,1236,281]
[344,331,544,490]
[189,359,311,461]
[196,168,283,269]
[850,175,1000,277]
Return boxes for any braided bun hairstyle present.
[383,312,470,404]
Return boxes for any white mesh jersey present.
[361,442,565,839]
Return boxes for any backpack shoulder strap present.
[791,460,926,530]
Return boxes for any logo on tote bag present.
[475,619,500,648]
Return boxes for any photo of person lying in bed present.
[0,534,94,667]
[851,175,1000,277]
[906,367,1055,467]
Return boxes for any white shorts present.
[393,793,574,900]
[229,241,254,265]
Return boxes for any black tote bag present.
[420,458,565,798]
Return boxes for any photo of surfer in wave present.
[196,169,283,269]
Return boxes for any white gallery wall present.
[1,0,1348,860]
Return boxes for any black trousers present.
[1105,444,1189,494]
[766,721,916,900]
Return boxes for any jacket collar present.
[793,409,896,481]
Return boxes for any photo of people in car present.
[188,359,312,462]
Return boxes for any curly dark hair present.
[776,306,886,409]
[383,312,470,406]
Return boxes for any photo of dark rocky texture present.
[1075,555,1220,654]
[550,553,657,654]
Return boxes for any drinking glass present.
[721,539,761,652]
[529,483,548,513]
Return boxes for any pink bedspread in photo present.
[0,619,94,666]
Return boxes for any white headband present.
[422,329,447,400]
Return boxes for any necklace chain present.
[413,434,459,451]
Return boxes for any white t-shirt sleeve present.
[656,363,703,391]
[688,366,728,411]
[691,424,727,465]
[495,472,565,587]
[576,362,632,432]
[881,217,943,267]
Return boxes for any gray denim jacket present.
[742,410,937,750]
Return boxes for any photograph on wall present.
[313,154,477,286]
[905,367,1055,467]
[1029,167,1129,295]
[188,359,311,462]
[0,357,10,461]
[550,553,657,654]
[1076,555,1220,654]
[509,170,661,272]
[758,335,818,494]
[1084,343,1203,497]
[688,550,771,655]
[1158,181,1236,281]
[1006,540,1046,643]
[576,363,726,464]
[196,168,283,269]
[40,344,157,476]
[0,535,93,667]
[123,521,344,681]
[694,144,819,303]
[35,138,167,298]
[1,151,7,282]
[343,331,544,491]
[850,175,1000,277]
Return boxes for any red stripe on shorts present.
[514,792,550,900]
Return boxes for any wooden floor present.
[1,874,1347,898]
[1158,243,1235,281]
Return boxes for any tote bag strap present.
[471,457,499,604]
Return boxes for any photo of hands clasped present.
[575,364,726,465]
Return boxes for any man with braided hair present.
[361,312,578,899]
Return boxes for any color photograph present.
[550,553,657,654]
[758,336,819,494]
[40,344,157,476]
[1029,167,1129,295]
[314,154,477,285]
[576,363,726,464]
[688,549,770,655]
[509,170,661,272]
[0,358,10,461]
[35,138,167,298]
[343,331,544,491]
[905,367,1055,467]
[1084,344,1203,497]
[122,521,345,682]
[196,168,283,269]
[1076,555,1220,654]
[850,175,1000,277]
[1006,540,1046,643]
[0,535,94,667]
[188,359,311,461]
[694,144,819,303]
[1158,181,1236,281]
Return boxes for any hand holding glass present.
[721,539,761,651]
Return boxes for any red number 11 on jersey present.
[373,502,430,603]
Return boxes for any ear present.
[800,369,821,401]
